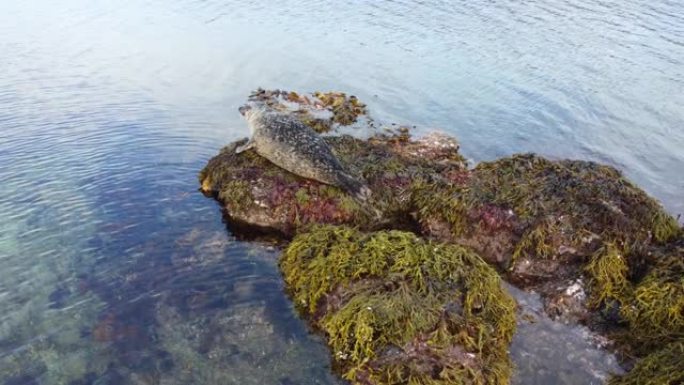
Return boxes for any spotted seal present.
[237,104,369,199]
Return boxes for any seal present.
[237,104,369,199]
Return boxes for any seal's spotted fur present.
[238,106,368,198]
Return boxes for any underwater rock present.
[199,129,466,236]
[280,225,516,385]
[4,375,39,385]
[154,300,343,385]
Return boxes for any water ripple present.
[1,0,682,384]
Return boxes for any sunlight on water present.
[1,0,682,384]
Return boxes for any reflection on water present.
[1,0,682,384]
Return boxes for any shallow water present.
[1,1,682,384]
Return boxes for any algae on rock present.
[243,88,369,133]
[201,89,684,385]
[280,225,516,385]
[414,154,680,275]
[608,341,684,385]
[199,130,466,235]
[411,152,683,370]
[585,237,684,360]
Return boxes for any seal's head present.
[238,102,269,133]
[238,101,268,118]
[238,104,251,117]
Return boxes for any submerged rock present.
[280,225,516,385]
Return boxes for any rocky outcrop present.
[200,90,683,385]
[199,130,466,235]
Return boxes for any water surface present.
[1,1,682,384]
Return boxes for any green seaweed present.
[608,341,684,385]
[295,188,311,205]
[220,180,253,212]
[510,219,559,266]
[584,238,684,358]
[620,248,684,348]
[412,182,470,237]
[585,243,631,309]
[651,210,680,243]
[280,225,516,384]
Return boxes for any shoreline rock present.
[200,90,683,385]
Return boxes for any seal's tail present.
[338,173,371,201]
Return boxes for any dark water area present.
[1,1,682,384]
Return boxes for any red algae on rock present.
[199,130,467,236]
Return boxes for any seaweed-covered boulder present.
[411,152,683,382]
[199,131,466,235]
[413,154,681,319]
[280,225,516,385]
[414,154,680,279]
[586,236,684,354]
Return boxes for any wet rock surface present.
[200,90,684,385]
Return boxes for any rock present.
[280,225,516,385]
[200,89,684,384]
[414,153,680,276]
[199,130,467,236]
[201,129,678,284]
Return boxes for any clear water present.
[1,1,682,384]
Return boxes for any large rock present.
[280,225,516,385]
[200,89,683,385]
[199,130,467,235]
[412,153,682,327]
[414,153,680,280]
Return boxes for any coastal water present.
[1,1,682,384]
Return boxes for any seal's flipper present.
[235,139,255,154]
[336,173,371,201]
